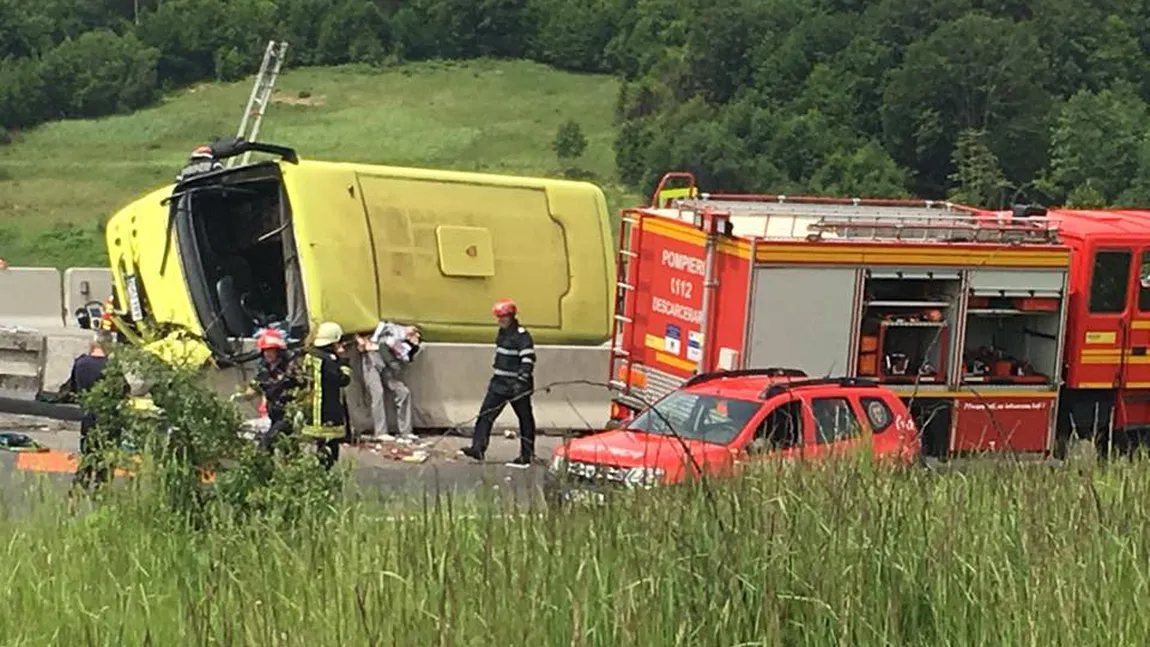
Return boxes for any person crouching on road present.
[298,322,353,470]
[459,299,537,468]
[357,320,422,442]
[233,328,300,452]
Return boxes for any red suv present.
[545,369,921,504]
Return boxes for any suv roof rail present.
[760,376,879,399]
[684,367,808,387]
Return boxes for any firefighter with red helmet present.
[459,298,537,468]
[232,327,301,452]
[176,144,223,182]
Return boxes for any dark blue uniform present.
[249,353,300,451]
[468,321,537,462]
[65,352,113,487]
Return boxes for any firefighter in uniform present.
[460,299,537,468]
[232,328,301,452]
[295,321,352,470]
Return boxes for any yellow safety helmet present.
[313,321,344,347]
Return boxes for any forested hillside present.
[3,0,1150,208]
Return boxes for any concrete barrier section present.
[346,343,613,434]
[40,329,100,394]
[0,267,64,329]
[63,268,114,327]
[0,330,46,400]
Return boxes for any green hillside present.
[0,59,633,269]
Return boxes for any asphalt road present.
[0,414,565,510]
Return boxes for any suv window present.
[810,397,862,444]
[860,397,894,433]
[750,399,804,453]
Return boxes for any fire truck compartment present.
[857,270,962,384]
[744,267,859,377]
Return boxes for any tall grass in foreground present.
[2,457,1148,646]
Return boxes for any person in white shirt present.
[357,321,422,442]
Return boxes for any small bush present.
[76,344,344,528]
[553,118,588,165]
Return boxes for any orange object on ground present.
[16,449,214,482]
[16,449,130,477]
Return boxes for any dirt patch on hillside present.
[272,92,327,106]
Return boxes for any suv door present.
[806,393,868,459]
[741,395,808,462]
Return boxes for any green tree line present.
[4,0,1150,207]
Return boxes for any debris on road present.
[402,451,429,464]
[0,432,48,453]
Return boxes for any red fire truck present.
[607,172,1150,460]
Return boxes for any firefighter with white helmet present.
[294,321,352,470]
[459,298,537,468]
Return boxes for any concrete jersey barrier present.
[0,330,47,401]
[63,268,114,326]
[344,343,612,434]
[0,267,64,329]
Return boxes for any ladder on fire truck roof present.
[608,211,644,393]
[226,40,289,168]
[666,196,1061,245]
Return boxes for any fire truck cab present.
[1022,208,1150,457]
[608,173,1082,460]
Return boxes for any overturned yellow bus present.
[103,140,616,362]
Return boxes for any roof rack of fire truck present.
[666,195,1061,245]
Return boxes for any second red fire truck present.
[607,173,1150,460]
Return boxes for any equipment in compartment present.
[962,287,1063,386]
[858,270,959,384]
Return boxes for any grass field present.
[0,59,633,268]
[3,457,1150,645]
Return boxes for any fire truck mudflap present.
[609,174,1072,459]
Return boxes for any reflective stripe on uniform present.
[310,355,321,426]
